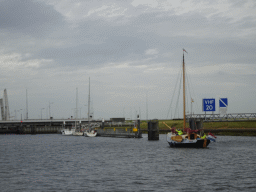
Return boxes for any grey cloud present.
[33,9,256,70]
[230,0,253,8]
[37,35,148,68]
[0,0,64,37]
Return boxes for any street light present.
[41,108,45,120]
[49,102,53,119]
[20,109,23,121]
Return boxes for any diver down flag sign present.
[219,98,228,108]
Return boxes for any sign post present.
[202,98,216,120]
[219,98,228,117]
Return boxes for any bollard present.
[101,118,105,129]
[148,119,159,140]
[137,115,142,138]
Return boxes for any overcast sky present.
[1,0,256,120]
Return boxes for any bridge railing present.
[186,113,256,121]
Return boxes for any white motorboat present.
[84,129,97,137]
[62,128,75,136]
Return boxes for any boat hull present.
[167,139,210,148]
[61,129,75,136]
[84,130,97,137]
[166,132,211,148]
[72,132,84,136]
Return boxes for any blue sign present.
[203,99,216,112]
[219,98,228,107]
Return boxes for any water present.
[1,134,256,192]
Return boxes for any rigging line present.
[174,67,183,119]
[187,68,200,114]
[186,70,193,114]
[166,66,182,119]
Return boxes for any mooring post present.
[31,125,36,135]
[189,118,196,130]
[137,115,142,138]
[102,118,105,129]
[148,119,159,140]
[19,122,23,134]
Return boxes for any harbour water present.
[1,134,256,191]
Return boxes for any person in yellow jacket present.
[177,129,183,135]
[201,133,206,139]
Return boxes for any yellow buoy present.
[133,128,138,132]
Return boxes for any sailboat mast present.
[26,89,28,120]
[88,77,90,125]
[75,87,78,129]
[183,51,186,130]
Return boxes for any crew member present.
[201,133,206,139]
[177,129,183,135]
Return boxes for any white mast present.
[88,77,90,125]
[75,87,78,129]
[0,98,4,120]
[26,89,28,119]
[4,89,10,120]
[76,87,78,119]
[146,91,148,121]
[182,49,188,130]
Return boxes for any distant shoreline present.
[140,128,256,136]
[139,119,256,136]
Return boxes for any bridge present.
[0,119,137,134]
[0,119,102,134]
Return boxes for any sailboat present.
[62,124,76,136]
[62,129,76,136]
[84,77,97,137]
[166,49,215,148]
[70,88,83,136]
[72,122,84,136]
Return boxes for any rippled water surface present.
[1,134,256,192]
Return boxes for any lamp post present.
[41,108,45,120]
[20,109,23,121]
[49,102,53,119]
[71,108,76,119]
